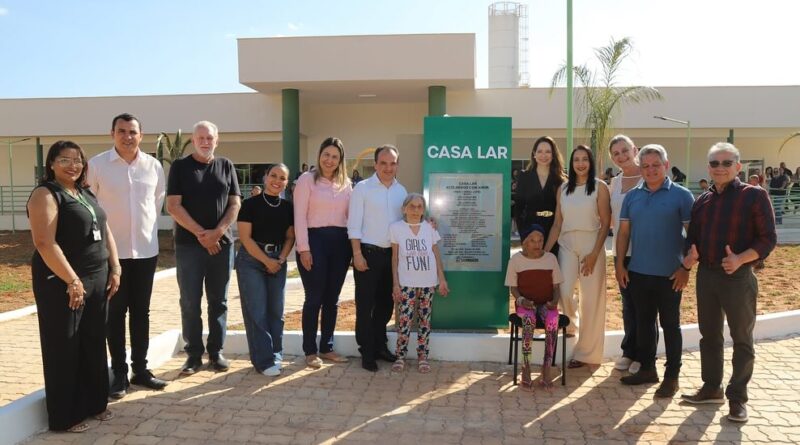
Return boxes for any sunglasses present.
[709,160,735,168]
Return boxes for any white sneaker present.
[261,364,281,377]
[614,356,633,371]
[628,361,641,374]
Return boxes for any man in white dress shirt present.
[87,113,167,398]
[348,145,407,371]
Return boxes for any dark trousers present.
[628,271,683,378]
[176,243,234,359]
[298,227,352,355]
[353,244,394,360]
[617,256,657,360]
[32,263,109,431]
[107,256,158,375]
[696,264,757,403]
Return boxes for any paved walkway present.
[0,263,353,407]
[3,254,800,443]
[20,335,800,444]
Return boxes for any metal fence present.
[0,185,34,215]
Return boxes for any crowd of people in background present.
[26,114,778,432]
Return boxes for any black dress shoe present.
[620,369,659,385]
[209,354,230,372]
[180,357,203,375]
[376,348,397,362]
[362,359,378,372]
[131,370,168,390]
[109,373,129,399]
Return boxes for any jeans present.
[696,264,757,403]
[354,244,394,360]
[235,247,286,371]
[298,227,352,355]
[628,271,683,378]
[176,242,234,359]
[107,256,158,375]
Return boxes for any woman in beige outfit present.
[545,145,611,367]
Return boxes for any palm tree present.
[156,129,192,165]
[778,131,800,154]
[550,37,662,170]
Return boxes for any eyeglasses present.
[55,158,84,167]
[708,160,735,168]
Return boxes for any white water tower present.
[488,2,529,88]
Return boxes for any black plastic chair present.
[507,312,570,386]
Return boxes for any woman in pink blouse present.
[294,137,353,368]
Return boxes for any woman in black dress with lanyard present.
[514,136,567,253]
[27,141,121,433]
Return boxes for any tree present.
[156,129,192,165]
[550,37,662,170]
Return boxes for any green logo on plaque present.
[423,116,512,328]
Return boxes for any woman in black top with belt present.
[27,141,121,433]
[236,163,296,377]
[514,136,567,253]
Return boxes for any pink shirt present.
[293,171,352,251]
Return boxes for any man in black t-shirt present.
[166,121,241,375]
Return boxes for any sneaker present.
[628,361,642,374]
[614,357,633,371]
[620,369,659,385]
[305,354,323,369]
[209,354,230,372]
[727,401,748,422]
[681,386,725,404]
[261,364,281,377]
[654,377,679,398]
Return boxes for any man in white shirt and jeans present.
[87,113,167,398]
[348,145,407,371]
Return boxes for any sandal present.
[67,422,90,433]
[418,360,431,374]
[391,359,405,372]
[94,410,115,421]
[568,359,586,369]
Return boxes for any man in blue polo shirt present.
[615,144,694,398]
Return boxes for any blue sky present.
[0,0,797,98]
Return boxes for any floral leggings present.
[395,286,434,361]
[519,304,559,368]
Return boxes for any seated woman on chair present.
[505,224,562,390]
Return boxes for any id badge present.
[93,228,103,241]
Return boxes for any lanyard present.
[72,191,98,227]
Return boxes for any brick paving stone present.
[5,269,800,444]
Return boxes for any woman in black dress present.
[27,141,121,432]
[514,136,566,253]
